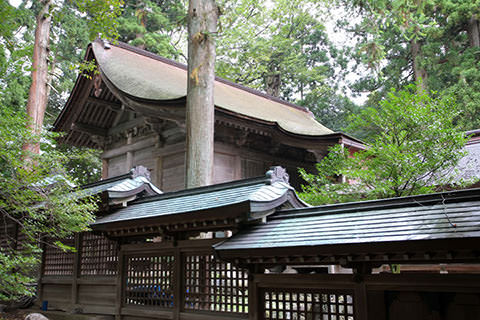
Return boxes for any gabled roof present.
[92,166,307,231]
[214,188,480,253]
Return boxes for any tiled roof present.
[92,168,307,226]
[77,167,162,203]
[215,188,480,251]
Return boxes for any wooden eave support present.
[217,248,480,269]
[87,96,122,111]
[71,122,108,137]
[101,217,239,239]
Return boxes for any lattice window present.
[43,240,75,276]
[184,254,248,313]
[80,232,118,276]
[263,289,354,320]
[125,254,175,308]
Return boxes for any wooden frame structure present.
[35,169,480,320]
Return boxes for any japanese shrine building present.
[28,39,480,320]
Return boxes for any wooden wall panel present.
[213,152,237,184]
[42,284,72,310]
[162,152,185,192]
[108,154,127,177]
[241,159,266,179]
[78,284,116,306]
[134,146,156,182]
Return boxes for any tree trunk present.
[467,17,480,48]
[411,39,428,91]
[185,0,219,188]
[265,63,281,97]
[135,0,146,50]
[23,0,52,156]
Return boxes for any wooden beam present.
[71,122,107,137]
[87,96,122,111]
[102,135,158,159]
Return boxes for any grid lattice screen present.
[80,232,118,276]
[43,239,75,276]
[262,289,354,320]
[184,254,248,313]
[125,254,175,308]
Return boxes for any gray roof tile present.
[215,189,480,251]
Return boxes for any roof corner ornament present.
[130,165,151,181]
[266,166,289,185]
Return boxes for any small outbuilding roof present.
[78,166,162,204]
[214,188,480,265]
[92,167,307,233]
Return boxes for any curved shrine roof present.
[92,40,334,137]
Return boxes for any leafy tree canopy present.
[0,105,98,300]
[0,0,121,301]
[299,83,468,205]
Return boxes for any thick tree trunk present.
[411,39,428,91]
[265,67,281,97]
[185,0,219,188]
[23,0,52,156]
[467,17,480,48]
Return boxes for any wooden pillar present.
[102,159,109,179]
[37,241,47,306]
[248,267,262,320]
[71,233,82,306]
[173,247,182,320]
[115,246,125,320]
[354,281,368,320]
[185,0,219,188]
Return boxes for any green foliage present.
[299,84,468,205]
[340,0,480,132]
[217,0,337,100]
[116,0,187,59]
[74,0,124,40]
[0,106,98,301]
[0,0,119,300]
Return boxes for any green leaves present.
[299,84,468,205]
[0,105,98,301]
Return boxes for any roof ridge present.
[274,187,480,220]
[103,39,312,115]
